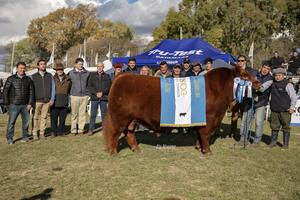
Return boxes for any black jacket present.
[31,72,53,103]
[87,72,112,101]
[123,66,139,74]
[3,74,34,106]
[185,70,202,77]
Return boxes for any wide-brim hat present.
[54,63,64,70]
[272,68,286,75]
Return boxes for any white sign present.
[291,97,300,126]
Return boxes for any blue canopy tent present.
[112,38,236,67]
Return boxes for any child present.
[269,68,297,149]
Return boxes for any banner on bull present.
[290,96,300,126]
[160,76,206,127]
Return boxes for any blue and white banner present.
[160,76,206,127]
[291,96,300,126]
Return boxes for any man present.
[3,62,34,144]
[269,68,297,149]
[31,59,55,140]
[200,58,213,75]
[180,57,191,77]
[87,62,112,136]
[235,55,258,145]
[270,51,285,69]
[185,61,202,77]
[50,63,72,136]
[250,61,273,146]
[124,58,139,74]
[170,64,182,78]
[288,51,300,75]
[154,61,172,77]
[68,58,90,135]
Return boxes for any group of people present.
[235,55,298,149]
[270,50,300,75]
[1,53,298,149]
[3,58,111,144]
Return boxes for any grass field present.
[0,114,300,200]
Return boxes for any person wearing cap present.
[248,61,273,147]
[50,63,72,136]
[200,58,213,75]
[269,68,297,149]
[181,57,191,77]
[169,64,182,78]
[87,62,112,136]
[124,58,139,74]
[68,58,90,135]
[185,61,202,77]
[154,61,172,77]
[31,59,56,140]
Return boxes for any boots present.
[282,132,290,149]
[269,130,278,148]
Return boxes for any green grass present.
[0,114,300,200]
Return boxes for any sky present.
[0,0,181,45]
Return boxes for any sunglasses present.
[237,60,245,62]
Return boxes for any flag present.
[106,45,111,60]
[127,0,138,4]
[47,43,55,67]
[95,52,98,65]
[63,53,68,67]
[248,42,254,68]
[160,76,206,127]
[125,49,131,57]
[248,42,254,58]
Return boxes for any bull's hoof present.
[194,145,201,151]
[108,148,118,155]
[202,150,212,156]
[132,146,141,153]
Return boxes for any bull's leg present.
[103,112,122,155]
[199,131,212,155]
[195,132,201,151]
[124,121,140,152]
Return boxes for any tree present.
[93,20,134,41]
[27,4,100,59]
[4,38,36,72]
[152,0,299,56]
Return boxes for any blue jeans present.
[6,104,30,140]
[253,106,266,144]
[88,100,108,131]
[239,108,254,141]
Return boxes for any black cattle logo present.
[179,113,187,117]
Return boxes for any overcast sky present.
[0,0,181,45]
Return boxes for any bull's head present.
[234,65,261,90]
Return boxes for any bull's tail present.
[103,111,120,154]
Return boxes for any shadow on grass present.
[21,188,53,200]
[117,122,273,152]
[117,122,232,152]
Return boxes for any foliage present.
[152,0,300,56]
[27,4,100,59]
[4,38,36,71]
[27,4,134,60]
